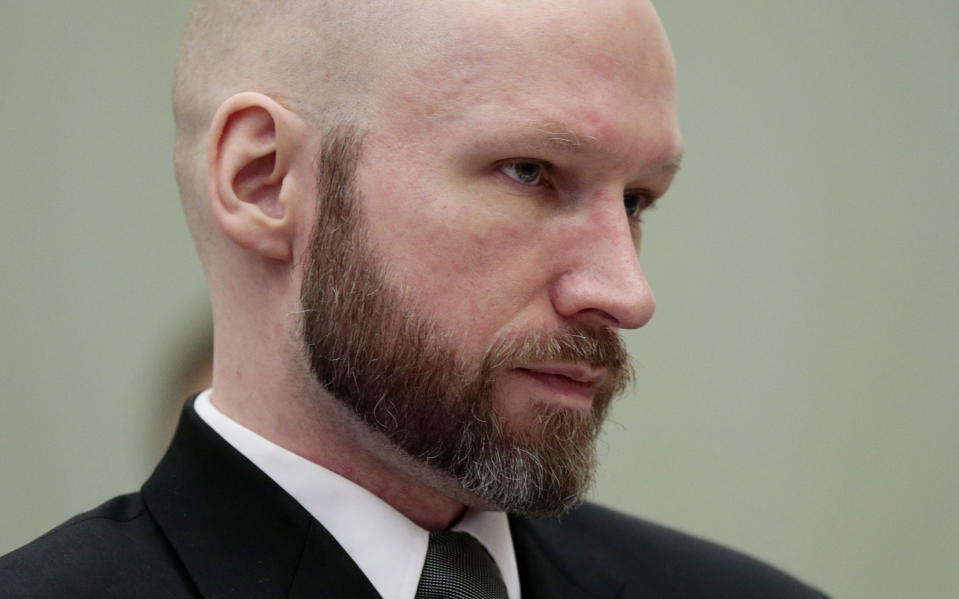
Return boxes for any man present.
[1,1,827,597]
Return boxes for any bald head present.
[173,0,393,250]
[174,1,395,137]
[172,0,675,266]
[172,0,486,254]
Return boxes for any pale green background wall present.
[1,2,956,597]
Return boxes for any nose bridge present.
[552,199,655,330]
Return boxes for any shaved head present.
[172,0,675,257]
[174,1,384,250]
[172,1,492,259]
[174,1,396,133]
[172,0,442,255]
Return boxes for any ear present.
[206,92,309,262]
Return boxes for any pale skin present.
[182,0,681,531]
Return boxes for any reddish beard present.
[299,127,632,515]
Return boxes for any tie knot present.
[415,531,508,599]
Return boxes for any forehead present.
[368,0,679,167]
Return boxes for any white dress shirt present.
[193,390,521,599]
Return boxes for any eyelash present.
[497,160,656,222]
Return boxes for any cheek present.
[361,171,553,336]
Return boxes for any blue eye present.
[501,161,543,185]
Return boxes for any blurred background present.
[1,2,956,597]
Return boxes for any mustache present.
[482,327,634,393]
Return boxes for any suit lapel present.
[142,399,629,599]
[287,519,381,598]
[510,515,624,599]
[142,398,380,599]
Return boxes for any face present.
[301,128,631,515]
[300,0,681,514]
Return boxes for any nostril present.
[592,309,620,328]
[575,308,620,329]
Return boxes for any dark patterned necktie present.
[414,531,509,599]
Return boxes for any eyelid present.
[495,160,662,219]
[498,157,551,168]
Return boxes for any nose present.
[549,208,656,331]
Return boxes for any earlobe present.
[207,92,308,262]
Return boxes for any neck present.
[210,335,468,531]
[207,276,474,531]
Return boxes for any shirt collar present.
[193,390,520,599]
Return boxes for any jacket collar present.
[143,398,624,598]
[141,397,380,599]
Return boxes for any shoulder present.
[515,502,829,598]
[0,493,196,598]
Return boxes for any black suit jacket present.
[1,399,828,598]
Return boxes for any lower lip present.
[515,369,596,402]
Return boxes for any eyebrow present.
[536,123,597,149]
[533,121,684,177]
